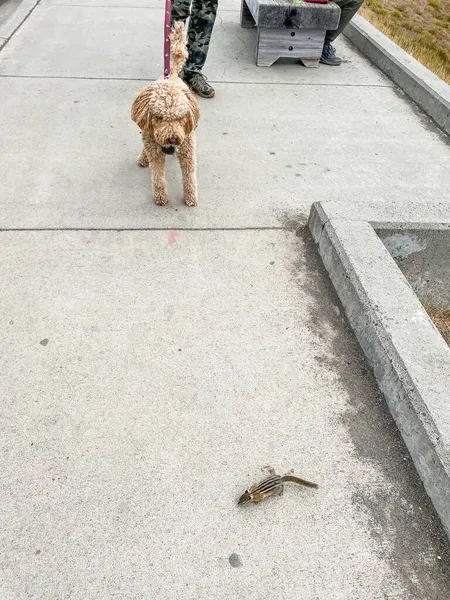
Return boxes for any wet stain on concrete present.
[228,553,243,568]
[391,87,450,145]
[279,214,450,597]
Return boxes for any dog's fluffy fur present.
[131,22,200,206]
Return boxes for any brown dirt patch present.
[424,304,450,345]
[361,0,450,83]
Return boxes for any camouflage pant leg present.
[171,0,190,23]
[171,0,218,73]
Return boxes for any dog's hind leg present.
[178,134,198,207]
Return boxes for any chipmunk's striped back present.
[238,475,283,505]
[238,472,318,505]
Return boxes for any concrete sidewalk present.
[1,1,450,599]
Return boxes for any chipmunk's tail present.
[282,475,318,488]
[170,21,188,78]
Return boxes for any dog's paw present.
[137,153,149,167]
[154,195,169,206]
[184,197,198,207]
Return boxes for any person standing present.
[321,0,364,66]
[172,0,218,98]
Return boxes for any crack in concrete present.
[217,14,249,81]
[0,73,394,87]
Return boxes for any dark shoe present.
[320,42,342,66]
[184,72,215,98]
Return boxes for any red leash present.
[164,0,171,78]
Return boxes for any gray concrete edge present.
[308,201,450,538]
[311,198,450,224]
[344,14,450,136]
[0,0,39,43]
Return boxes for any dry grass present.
[424,304,450,345]
[360,0,450,84]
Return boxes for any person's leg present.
[171,0,191,24]
[326,0,364,42]
[321,0,364,65]
[184,0,218,97]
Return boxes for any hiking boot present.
[320,42,342,66]
[184,72,215,98]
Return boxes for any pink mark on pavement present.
[168,231,180,246]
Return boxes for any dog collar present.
[161,145,175,155]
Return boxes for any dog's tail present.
[169,20,188,78]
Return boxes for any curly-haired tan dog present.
[131,22,200,207]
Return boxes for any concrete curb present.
[345,15,450,136]
[308,200,450,538]
[0,0,39,44]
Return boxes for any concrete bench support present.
[241,0,340,68]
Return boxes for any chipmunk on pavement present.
[238,468,318,506]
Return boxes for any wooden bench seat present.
[241,0,341,67]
